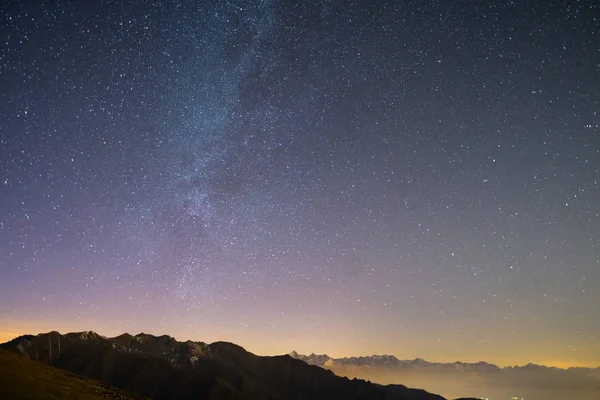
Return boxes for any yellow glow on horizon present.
[0,330,23,344]
[1,321,598,370]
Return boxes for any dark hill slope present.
[0,349,147,400]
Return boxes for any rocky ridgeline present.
[2,331,447,400]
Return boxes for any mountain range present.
[4,330,600,400]
[289,351,600,400]
[1,331,447,400]
[289,350,600,376]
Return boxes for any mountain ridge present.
[1,330,447,400]
[289,350,600,400]
[288,350,600,372]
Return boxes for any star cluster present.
[1,0,599,367]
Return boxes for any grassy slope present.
[0,349,147,400]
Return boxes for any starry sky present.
[1,0,599,368]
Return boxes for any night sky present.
[1,0,599,368]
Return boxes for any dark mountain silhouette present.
[1,331,446,400]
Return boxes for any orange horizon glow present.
[2,322,598,370]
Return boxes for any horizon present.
[1,0,598,379]
[2,326,599,370]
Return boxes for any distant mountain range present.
[289,351,600,400]
[1,331,447,400]
[289,350,600,376]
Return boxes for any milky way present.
[1,0,599,367]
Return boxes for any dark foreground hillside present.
[1,331,446,400]
[0,349,147,400]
